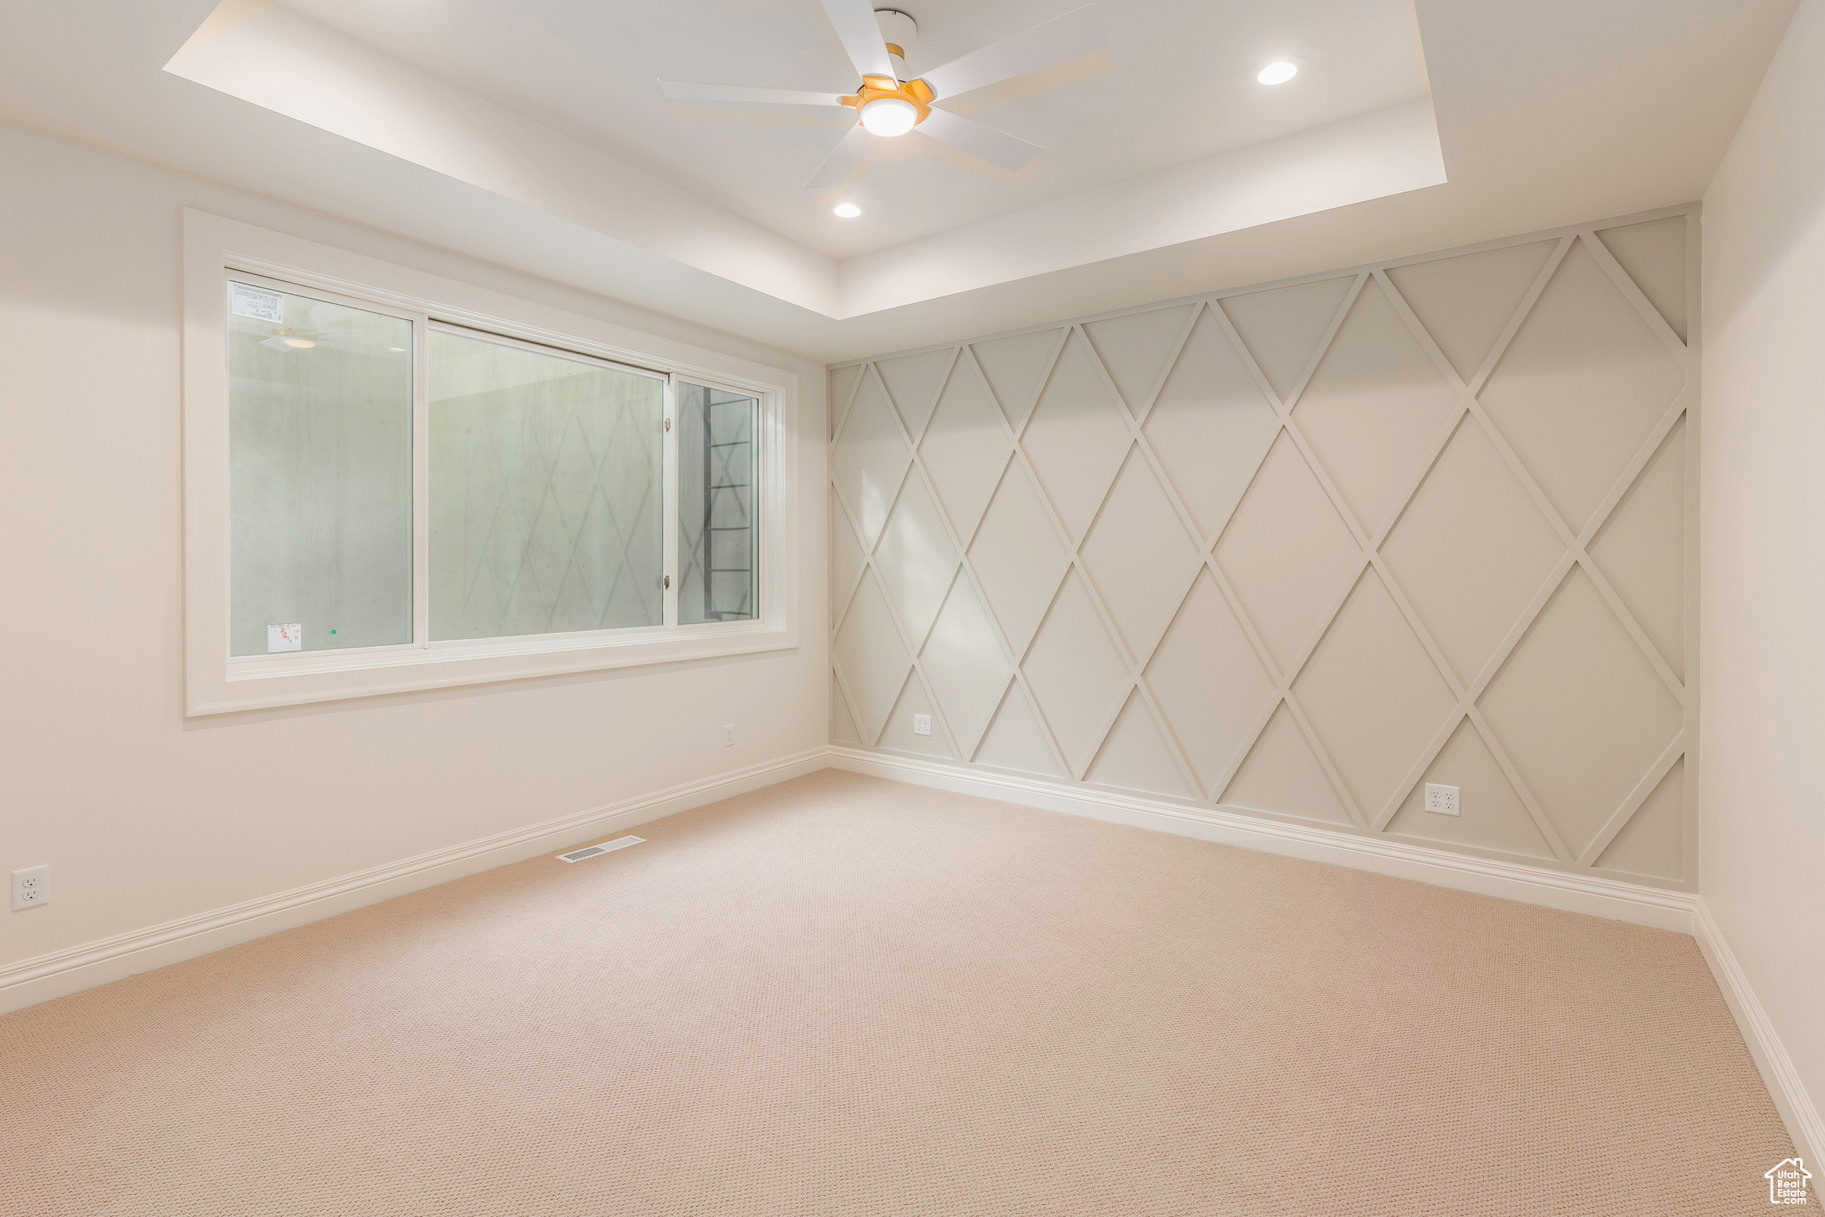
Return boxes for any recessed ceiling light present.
[282,337,317,349]
[1256,60,1299,86]
[388,346,406,353]
[858,97,918,137]
[833,202,862,219]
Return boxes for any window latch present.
[663,574,672,589]
[663,416,672,431]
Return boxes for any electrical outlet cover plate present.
[1424,783,1460,816]
[12,864,49,911]
[912,713,932,736]
[722,723,735,747]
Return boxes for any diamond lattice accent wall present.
[830,211,1697,887]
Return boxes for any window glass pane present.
[228,281,413,656]
[677,382,760,624]
[429,330,664,639]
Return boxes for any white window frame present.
[182,210,797,715]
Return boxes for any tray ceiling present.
[0,0,1797,358]
[277,0,1433,261]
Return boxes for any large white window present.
[184,211,796,714]
[423,325,668,642]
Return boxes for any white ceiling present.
[278,0,1431,259]
[0,0,1798,361]
[154,0,1446,320]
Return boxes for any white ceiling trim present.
[3,0,1793,361]
[839,99,1443,316]
[165,0,842,314]
[165,0,1442,321]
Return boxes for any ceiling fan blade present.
[919,4,1107,100]
[659,81,847,108]
[915,108,1042,171]
[819,0,897,82]
[805,122,875,189]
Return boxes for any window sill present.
[192,621,797,715]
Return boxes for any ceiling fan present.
[245,301,389,352]
[658,1,1108,189]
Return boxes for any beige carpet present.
[0,770,1806,1215]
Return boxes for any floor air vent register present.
[556,836,645,863]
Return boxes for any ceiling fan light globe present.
[859,97,918,137]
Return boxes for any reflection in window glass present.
[228,281,413,656]
[677,382,760,624]
[428,329,664,640]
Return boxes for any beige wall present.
[831,211,1697,887]
[0,126,827,986]
[1700,0,1825,1148]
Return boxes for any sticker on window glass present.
[267,623,302,652]
[231,283,285,324]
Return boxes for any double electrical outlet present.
[12,865,50,911]
[1424,783,1461,816]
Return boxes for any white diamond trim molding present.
[829,205,1700,890]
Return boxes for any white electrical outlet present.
[912,713,932,737]
[12,865,49,911]
[1424,783,1460,816]
[722,723,735,748]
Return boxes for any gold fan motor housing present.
[841,75,936,126]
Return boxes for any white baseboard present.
[832,747,1825,1162]
[11,742,1815,1177]
[0,747,828,1016]
[1693,898,1823,1164]
[827,747,1699,931]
